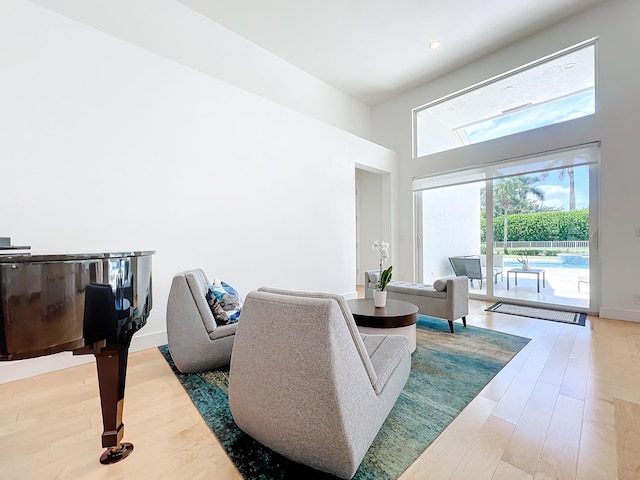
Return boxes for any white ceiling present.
[179,0,606,105]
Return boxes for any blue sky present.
[536,165,589,211]
[466,90,593,211]
[464,90,595,143]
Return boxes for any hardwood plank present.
[492,460,534,480]
[583,376,615,430]
[402,395,497,479]
[0,447,52,480]
[596,319,640,360]
[450,415,514,480]
[588,340,618,383]
[534,394,584,480]
[559,358,589,401]
[538,324,577,386]
[480,343,532,402]
[569,320,592,362]
[501,381,560,474]
[491,337,554,424]
[576,420,618,480]
[612,357,640,405]
[614,398,640,480]
[524,319,560,345]
[497,315,539,338]
[472,313,531,335]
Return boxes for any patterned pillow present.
[205,292,230,324]
[207,279,243,324]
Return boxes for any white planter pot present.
[373,290,387,307]
[521,263,530,271]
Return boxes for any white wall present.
[421,183,482,282]
[372,0,640,321]
[26,0,373,141]
[0,0,395,382]
[415,111,459,158]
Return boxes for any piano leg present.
[94,343,134,464]
[74,341,134,464]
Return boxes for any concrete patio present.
[469,262,590,310]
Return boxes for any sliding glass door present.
[414,144,599,312]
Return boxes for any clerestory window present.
[413,39,597,158]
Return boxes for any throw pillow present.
[206,292,230,324]
[208,279,243,323]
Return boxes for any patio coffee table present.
[507,267,546,293]
[347,298,418,353]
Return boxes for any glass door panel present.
[420,180,488,296]
[491,166,591,309]
[417,157,597,312]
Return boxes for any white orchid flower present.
[372,240,392,291]
[372,240,390,264]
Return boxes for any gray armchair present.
[229,288,411,479]
[166,269,237,373]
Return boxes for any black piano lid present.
[0,250,155,360]
[0,250,156,263]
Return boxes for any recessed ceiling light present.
[429,41,441,50]
[564,62,576,69]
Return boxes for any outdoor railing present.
[493,241,589,250]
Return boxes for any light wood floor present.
[1,300,639,480]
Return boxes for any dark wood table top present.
[347,298,418,328]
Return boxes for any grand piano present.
[0,249,154,464]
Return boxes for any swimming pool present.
[504,261,589,269]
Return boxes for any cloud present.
[533,183,588,210]
[534,184,569,210]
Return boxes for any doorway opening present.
[356,167,390,297]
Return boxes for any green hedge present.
[481,209,589,242]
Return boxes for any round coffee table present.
[347,298,419,353]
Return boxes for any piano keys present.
[0,251,154,464]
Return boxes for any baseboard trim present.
[599,307,640,323]
[0,330,168,385]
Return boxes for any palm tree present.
[493,176,545,253]
[558,168,576,210]
[540,167,576,210]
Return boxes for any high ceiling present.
[179,0,606,105]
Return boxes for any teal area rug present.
[158,316,530,479]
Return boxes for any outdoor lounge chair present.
[480,254,504,283]
[448,256,487,288]
[578,274,589,292]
